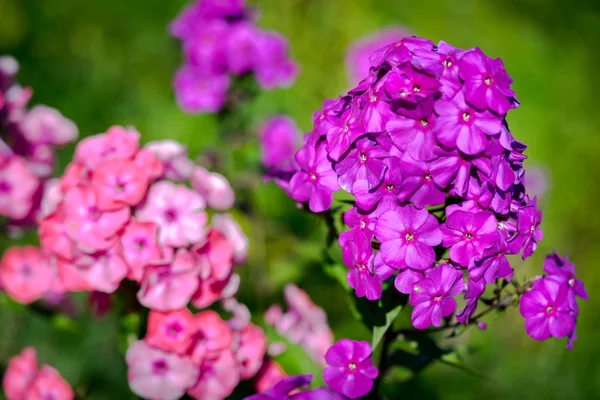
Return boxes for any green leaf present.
[372,302,403,351]
[371,289,408,351]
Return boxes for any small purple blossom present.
[543,251,588,308]
[441,210,499,267]
[323,339,378,399]
[259,116,301,172]
[342,231,381,300]
[508,197,542,259]
[335,136,387,192]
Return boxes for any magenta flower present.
[225,22,261,74]
[126,340,199,400]
[91,159,150,211]
[183,20,228,74]
[338,206,377,246]
[253,31,299,90]
[335,136,387,192]
[468,242,513,284]
[259,116,301,172]
[144,140,195,181]
[519,278,575,341]
[383,67,440,103]
[188,310,233,364]
[247,374,312,400]
[441,210,499,267]
[0,156,40,220]
[386,111,437,161]
[136,181,207,248]
[375,204,442,270]
[458,47,516,115]
[342,231,382,300]
[352,156,402,216]
[173,66,230,114]
[186,349,240,400]
[434,90,503,155]
[508,197,542,259]
[323,339,378,399]
[145,309,194,355]
[410,264,465,329]
[2,347,38,400]
[543,251,588,308]
[120,219,163,282]
[325,105,364,162]
[23,365,74,400]
[20,105,78,146]
[289,143,340,213]
[0,246,55,304]
[397,153,446,209]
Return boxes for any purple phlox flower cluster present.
[273,36,584,341]
[245,374,343,400]
[171,0,298,113]
[264,284,334,367]
[346,26,412,86]
[520,251,587,349]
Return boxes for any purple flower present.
[410,264,465,329]
[441,210,499,267]
[352,156,401,216]
[396,153,446,209]
[259,116,301,171]
[289,143,340,213]
[434,90,503,155]
[436,41,464,100]
[225,22,261,74]
[323,339,378,399]
[520,277,575,341]
[342,231,382,300]
[361,85,396,133]
[183,20,228,74]
[383,67,440,103]
[245,374,312,400]
[508,197,542,259]
[375,204,442,270]
[543,251,588,308]
[468,242,512,284]
[456,277,486,324]
[335,136,387,192]
[373,252,425,295]
[325,104,364,162]
[253,31,299,90]
[338,207,376,246]
[386,109,437,161]
[458,48,516,115]
[173,66,230,114]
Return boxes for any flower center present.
[135,238,146,250]
[398,90,408,97]
[0,180,11,193]
[405,232,414,241]
[89,207,101,221]
[164,208,178,222]
[20,263,32,277]
[424,173,432,181]
[359,153,367,162]
[166,322,183,338]
[465,233,473,239]
[358,263,366,271]
[443,59,452,68]
[568,277,575,287]
[310,173,318,181]
[413,85,420,93]
[348,362,357,371]
[386,184,394,191]
[370,93,377,102]
[360,220,366,229]
[420,119,428,127]
[462,112,471,122]
[546,306,553,314]
[484,77,492,85]
[433,295,443,302]
[530,225,536,233]
[152,360,169,376]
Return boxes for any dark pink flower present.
[323,339,378,399]
[20,105,78,146]
[74,126,139,170]
[187,349,240,400]
[173,66,230,114]
[0,246,55,304]
[91,159,149,211]
[145,308,195,355]
[335,136,387,193]
[441,210,499,267]
[2,347,38,400]
[342,231,381,300]
[23,365,74,400]
[235,323,267,379]
[120,220,163,282]
[253,31,298,90]
[0,156,40,220]
[259,116,301,172]
[187,310,233,364]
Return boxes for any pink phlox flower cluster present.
[0,56,78,230]
[170,0,298,113]
[127,307,267,400]
[264,284,333,367]
[2,347,74,400]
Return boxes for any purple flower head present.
[396,153,446,209]
[458,47,516,115]
[520,277,575,341]
[253,31,299,90]
[259,116,301,171]
[342,231,382,300]
[335,136,387,193]
[441,210,499,267]
[375,204,442,270]
[434,90,503,155]
[183,20,229,74]
[173,66,230,114]
[323,339,378,399]
[508,197,542,259]
[410,264,465,329]
[543,251,588,308]
[289,143,340,213]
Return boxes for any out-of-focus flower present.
[191,166,235,210]
[0,246,56,304]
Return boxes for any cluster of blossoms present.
[170,0,298,113]
[0,56,78,231]
[264,284,334,367]
[274,36,585,345]
[126,308,267,400]
[0,126,246,313]
[2,347,74,400]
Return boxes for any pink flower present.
[145,308,195,355]
[235,323,267,379]
[255,360,287,393]
[137,249,200,311]
[191,166,235,210]
[39,210,75,261]
[194,229,234,281]
[136,181,207,247]
[2,347,38,400]
[24,365,74,400]
[20,105,78,146]
[211,213,248,263]
[126,340,199,400]
[0,246,55,304]
[74,126,140,170]
[39,178,62,219]
[134,149,164,181]
[120,220,163,282]
[63,243,128,293]
[0,156,40,220]
[188,310,233,364]
[144,140,195,181]
[187,350,240,400]
[91,159,150,211]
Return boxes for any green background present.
[1,0,599,399]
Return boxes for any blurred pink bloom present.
[39,178,62,219]
[191,166,235,210]
[137,249,200,311]
[126,340,199,400]
[188,310,233,364]
[91,159,150,211]
[194,229,234,281]
[221,295,249,329]
[346,27,411,84]
[23,365,74,400]
[173,66,230,114]
[65,243,128,293]
[74,126,140,170]
[225,22,260,74]
[254,31,299,90]
[0,156,40,219]
[20,105,78,146]
[187,349,239,400]
[255,360,286,393]
[2,347,38,400]
[144,140,194,181]
[212,213,248,263]
[145,308,195,355]
[235,323,267,379]
[39,210,75,261]
[120,220,163,282]
[59,162,87,193]
[62,186,130,252]
[259,116,301,171]
[523,165,551,203]
[134,148,164,181]
[191,275,231,309]
[136,181,207,247]
[0,246,55,304]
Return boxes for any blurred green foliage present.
[1,0,600,399]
